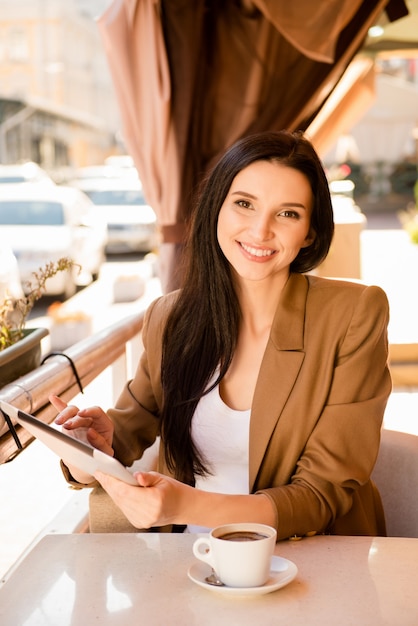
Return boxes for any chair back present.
[372,429,418,538]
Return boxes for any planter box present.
[50,318,92,350]
[0,327,49,388]
[47,304,92,350]
[113,274,145,303]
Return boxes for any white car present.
[0,185,107,298]
[0,162,55,186]
[69,177,159,254]
[0,245,23,303]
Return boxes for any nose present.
[249,213,274,242]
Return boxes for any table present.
[1,534,417,625]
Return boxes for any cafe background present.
[1,0,418,579]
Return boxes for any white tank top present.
[187,381,251,533]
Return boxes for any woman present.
[52,130,391,539]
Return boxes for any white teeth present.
[240,243,274,257]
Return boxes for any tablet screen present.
[0,400,138,485]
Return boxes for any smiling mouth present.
[239,242,276,258]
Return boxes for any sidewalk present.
[361,221,418,346]
[360,210,418,437]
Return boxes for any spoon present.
[205,568,224,587]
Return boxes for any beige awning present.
[96,0,402,289]
[306,57,376,158]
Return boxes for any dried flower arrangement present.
[0,257,78,351]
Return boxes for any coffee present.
[193,523,277,587]
[219,531,269,542]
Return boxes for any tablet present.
[0,400,138,485]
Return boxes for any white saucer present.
[187,555,298,596]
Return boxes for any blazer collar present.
[270,272,308,351]
[249,273,308,489]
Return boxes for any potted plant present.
[398,206,418,245]
[398,180,418,245]
[0,257,78,387]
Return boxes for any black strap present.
[0,408,23,450]
[41,352,84,394]
[0,353,83,456]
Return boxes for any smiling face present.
[216,160,314,287]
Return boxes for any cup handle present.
[192,537,214,567]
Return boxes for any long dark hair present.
[160,130,334,484]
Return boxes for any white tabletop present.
[1,533,417,625]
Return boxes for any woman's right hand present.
[49,394,114,457]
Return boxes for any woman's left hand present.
[94,470,192,529]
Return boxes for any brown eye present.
[279,210,300,219]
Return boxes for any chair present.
[372,428,418,538]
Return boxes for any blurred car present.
[104,155,135,168]
[69,177,159,254]
[0,244,24,303]
[0,185,107,298]
[0,162,55,186]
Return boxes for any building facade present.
[0,0,121,175]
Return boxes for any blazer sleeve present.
[59,294,170,486]
[256,284,392,539]
[108,296,165,467]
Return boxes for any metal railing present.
[0,311,145,464]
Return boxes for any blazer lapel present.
[249,273,308,489]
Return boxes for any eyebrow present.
[231,191,308,210]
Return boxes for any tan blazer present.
[103,273,391,539]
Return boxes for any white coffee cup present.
[192,522,277,587]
